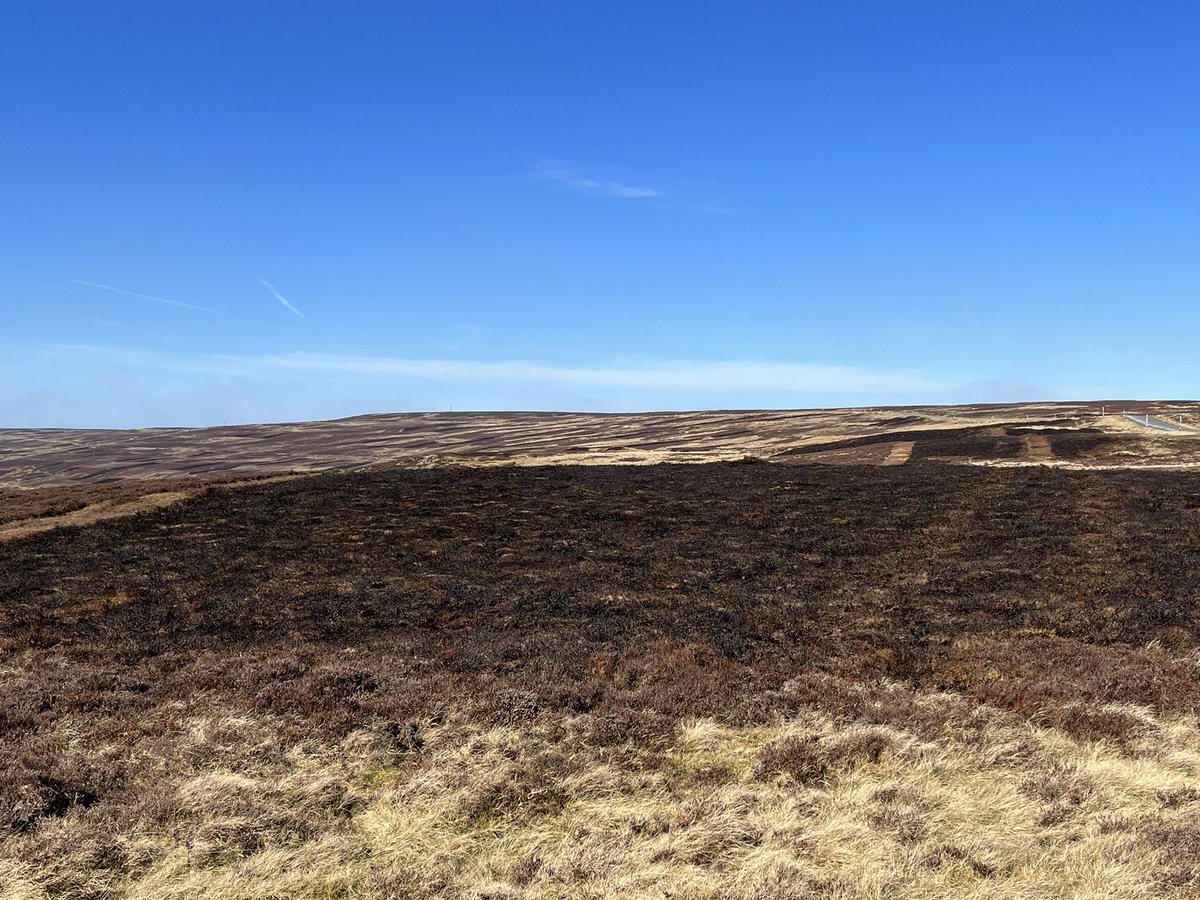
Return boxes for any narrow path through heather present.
[883,441,915,465]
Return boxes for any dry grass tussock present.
[3,682,1200,899]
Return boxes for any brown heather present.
[3,461,1200,897]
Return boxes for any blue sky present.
[2,1,1198,427]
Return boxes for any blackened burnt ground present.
[3,461,1200,739]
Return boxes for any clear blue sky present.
[3,1,1198,427]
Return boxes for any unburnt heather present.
[3,461,1200,897]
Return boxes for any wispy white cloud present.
[532,160,662,199]
[38,345,945,395]
[255,353,944,394]
[2,343,960,427]
[529,160,742,213]
[257,278,305,319]
[69,279,214,313]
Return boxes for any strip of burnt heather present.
[2,462,1199,669]
[776,423,1112,460]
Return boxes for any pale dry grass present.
[4,686,1199,899]
[0,474,304,543]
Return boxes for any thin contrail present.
[69,279,214,312]
[257,278,305,319]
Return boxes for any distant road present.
[1123,414,1200,433]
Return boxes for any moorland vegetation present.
[3,461,1200,897]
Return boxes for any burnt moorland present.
[5,460,1200,738]
[4,459,1200,895]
